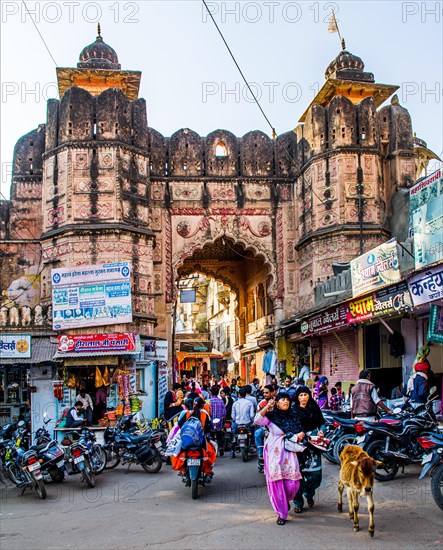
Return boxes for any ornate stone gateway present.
[1,29,424,369]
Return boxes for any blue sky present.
[1,1,442,197]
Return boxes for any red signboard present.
[345,282,412,324]
[57,333,137,354]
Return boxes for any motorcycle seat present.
[336,418,358,427]
[364,421,404,432]
[30,443,49,452]
[122,434,151,444]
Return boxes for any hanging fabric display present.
[95,367,104,388]
[52,379,64,400]
[102,366,111,386]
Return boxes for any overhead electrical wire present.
[201,0,328,207]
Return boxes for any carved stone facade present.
[0,35,420,348]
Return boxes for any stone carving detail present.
[100,152,113,168]
[280,185,291,201]
[173,184,200,200]
[151,183,164,201]
[34,305,44,325]
[74,152,88,169]
[47,206,65,225]
[9,306,19,326]
[245,184,270,200]
[75,203,113,219]
[21,306,31,326]
[154,273,162,293]
[212,186,235,200]
[0,307,7,327]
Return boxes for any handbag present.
[284,435,306,453]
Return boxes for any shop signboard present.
[345,282,412,324]
[427,304,443,344]
[51,262,132,330]
[407,264,443,306]
[410,173,443,270]
[144,339,168,361]
[157,362,168,416]
[57,333,137,354]
[0,334,31,358]
[350,239,401,298]
[409,169,442,232]
[300,305,347,337]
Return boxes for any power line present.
[201,0,276,139]
[21,0,58,67]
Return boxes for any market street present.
[1,456,441,550]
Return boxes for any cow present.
[338,445,381,537]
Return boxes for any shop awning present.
[1,338,60,364]
[176,349,223,364]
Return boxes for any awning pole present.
[332,331,361,368]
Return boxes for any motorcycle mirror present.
[393,407,402,414]
[213,418,221,424]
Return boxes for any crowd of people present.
[163,350,438,525]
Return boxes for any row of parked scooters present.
[0,413,167,500]
[322,395,443,511]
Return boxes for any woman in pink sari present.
[255,392,303,525]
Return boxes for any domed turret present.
[77,24,121,70]
[325,50,365,79]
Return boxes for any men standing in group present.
[231,387,255,459]
[209,386,226,455]
[351,370,393,421]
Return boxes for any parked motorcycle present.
[63,436,96,488]
[361,399,438,481]
[5,429,46,499]
[29,416,65,483]
[103,414,163,473]
[76,428,107,474]
[418,431,443,511]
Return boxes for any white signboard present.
[350,239,401,298]
[408,264,443,306]
[51,262,132,330]
[0,334,31,358]
[144,339,169,361]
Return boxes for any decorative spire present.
[97,23,102,41]
[341,38,346,50]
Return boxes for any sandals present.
[307,498,314,508]
[293,507,303,514]
[276,517,286,525]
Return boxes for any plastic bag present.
[165,424,182,457]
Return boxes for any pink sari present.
[255,414,301,520]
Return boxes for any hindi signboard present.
[407,265,443,306]
[350,239,401,298]
[57,333,137,355]
[345,282,412,324]
[0,334,31,358]
[300,304,347,337]
[51,262,132,330]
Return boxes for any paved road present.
[1,454,442,550]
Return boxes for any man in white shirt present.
[245,385,258,412]
[76,389,93,423]
[231,387,255,459]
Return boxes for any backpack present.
[180,415,204,449]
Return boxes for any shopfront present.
[50,332,165,433]
[0,335,58,429]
